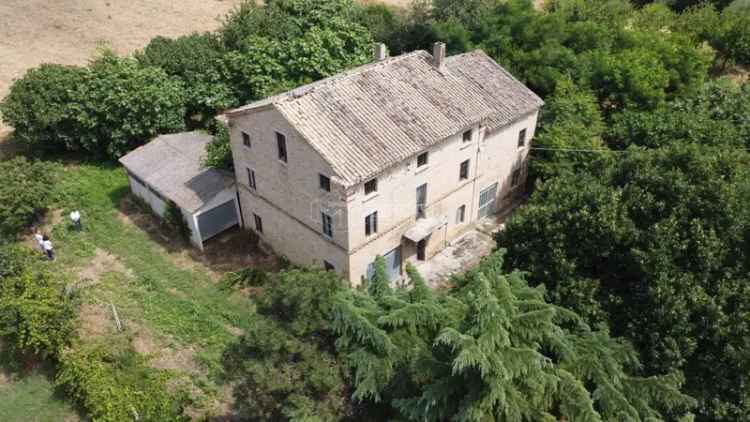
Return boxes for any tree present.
[221,268,353,420]
[0,245,77,358]
[0,157,60,240]
[333,255,695,421]
[69,53,187,158]
[497,145,750,421]
[137,33,237,127]
[0,64,85,152]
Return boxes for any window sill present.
[415,165,430,174]
[460,142,474,151]
[362,192,379,203]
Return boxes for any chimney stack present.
[374,43,388,61]
[433,42,446,69]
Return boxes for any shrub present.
[0,64,85,152]
[203,120,234,171]
[1,52,187,159]
[163,201,192,243]
[0,157,61,240]
[57,337,188,422]
[0,245,77,358]
[137,33,237,127]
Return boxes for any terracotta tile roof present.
[226,49,543,187]
[119,132,235,213]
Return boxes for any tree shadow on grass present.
[0,342,86,421]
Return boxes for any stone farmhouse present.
[223,43,543,284]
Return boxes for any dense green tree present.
[497,145,750,421]
[221,268,352,421]
[0,245,77,358]
[0,157,60,239]
[136,33,236,127]
[0,64,85,152]
[333,255,695,421]
[608,79,750,150]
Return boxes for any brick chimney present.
[432,42,446,69]
[374,43,388,61]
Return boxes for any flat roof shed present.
[119,132,239,250]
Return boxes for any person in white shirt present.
[70,210,82,232]
[42,235,54,261]
[34,230,44,253]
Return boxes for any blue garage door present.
[197,200,238,242]
[367,246,402,282]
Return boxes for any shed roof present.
[226,49,543,187]
[119,132,235,213]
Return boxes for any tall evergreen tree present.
[333,253,695,421]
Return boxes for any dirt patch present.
[78,303,115,338]
[78,248,133,282]
[130,324,203,375]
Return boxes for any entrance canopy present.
[403,217,442,242]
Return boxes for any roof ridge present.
[225,50,431,116]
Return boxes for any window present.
[417,152,428,167]
[254,213,263,234]
[319,174,331,192]
[365,211,378,236]
[242,131,251,148]
[364,178,378,195]
[511,168,521,187]
[459,159,470,181]
[518,128,527,148]
[463,129,472,143]
[324,260,335,271]
[457,205,466,223]
[322,212,333,238]
[276,132,287,162]
[247,168,256,190]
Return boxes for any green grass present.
[0,349,80,422]
[37,162,260,413]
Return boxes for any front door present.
[416,239,426,261]
[478,182,498,219]
[416,183,427,219]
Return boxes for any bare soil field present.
[0,0,411,136]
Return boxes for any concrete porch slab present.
[416,223,500,289]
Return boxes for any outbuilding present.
[119,132,240,250]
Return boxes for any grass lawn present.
[37,162,263,417]
[0,347,80,422]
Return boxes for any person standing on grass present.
[34,229,44,253]
[42,235,54,261]
[70,210,82,231]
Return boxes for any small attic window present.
[364,178,378,195]
[463,130,473,143]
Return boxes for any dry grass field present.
[0,0,411,135]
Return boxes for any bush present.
[0,64,85,152]
[0,157,61,240]
[1,52,187,159]
[0,245,77,358]
[222,268,351,420]
[137,33,237,127]
[163,201,192,243]
[57,337,188,422]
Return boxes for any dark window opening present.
[518,128,527,148]
[463,130,472,143]
[324,260,335,271]
[365,211,378,236]
[242,132,251,148]
[247,168,256,189]
[417,152,428,167]
[319,174,331,192]
[254,214,263,234]
[364,178,378,195]
[276,132,287,162]
[322,212,333,238]
[457,205,466,223]
[459,160,470,181]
